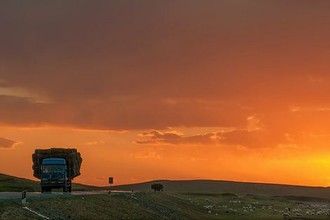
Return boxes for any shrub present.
[151,183,164,192]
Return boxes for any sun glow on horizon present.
[0,126,330,187]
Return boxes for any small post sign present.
[108,177,113,195]
[21,190,27,204]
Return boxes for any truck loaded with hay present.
[32,148,82,193]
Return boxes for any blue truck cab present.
[40,158,72,192]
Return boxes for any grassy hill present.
[0,173,39,192]
[0,173,100,192]
[111,179,330,199]
[2,172,330,200]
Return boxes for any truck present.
[32,148,82,193]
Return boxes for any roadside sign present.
[108,177,114,196]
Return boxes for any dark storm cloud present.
[0,1,330,133]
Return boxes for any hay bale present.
[32,148,82,179]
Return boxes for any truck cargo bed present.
[32,148,82,179]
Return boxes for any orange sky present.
[1,1,330,186]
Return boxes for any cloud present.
[0,79,11,87]
[85,140,106,146]
[0,95,62,127]
[136,130,219,145]
[219,129,288,148]
[130,151,161,159]
[0,137,19,149]
[136,125,293,149]
[0,94,248,130]
[135,106,330,148]
[0,1,329,139]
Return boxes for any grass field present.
[112,179,330,200]
[1,192,330,219]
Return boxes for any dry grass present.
[1,192,330,220]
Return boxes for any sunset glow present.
[1,1,330,186]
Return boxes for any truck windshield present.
[41,165,66,173]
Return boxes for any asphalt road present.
[0,190,128,200]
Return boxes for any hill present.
[0,173,100,192]
[2,172,330,200]
[111,179,330,199]
[0,173,39,192]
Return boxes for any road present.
[0,190,128,200]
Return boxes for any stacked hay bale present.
[32,148,82,179]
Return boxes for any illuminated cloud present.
[85,140,106,146]
[136,128,289,149]
[0,137,18,149]
[130,151,161,160]
[136,130,219,145]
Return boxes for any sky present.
[1,1,330,186]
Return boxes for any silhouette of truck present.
[32,148,82,193]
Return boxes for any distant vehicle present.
[32,148,82,193]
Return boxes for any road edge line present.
[22,206,50,219]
